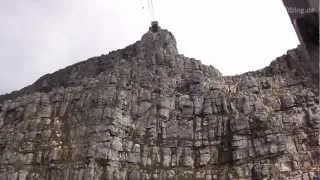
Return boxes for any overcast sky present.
[0,0,299,94]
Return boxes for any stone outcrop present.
[0,28,319,180]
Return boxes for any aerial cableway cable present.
[139,0,159,32]
[139,0,156,21]
[150,0,155,21]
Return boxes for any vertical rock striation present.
[0,28,319,180]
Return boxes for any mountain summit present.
[0,26,319,180]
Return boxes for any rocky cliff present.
[0,28,319,180]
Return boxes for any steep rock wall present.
[0,29,319,180]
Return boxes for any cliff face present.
[0,28,319,180]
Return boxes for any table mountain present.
[0,27,319,180]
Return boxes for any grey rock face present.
[0,28,319,180]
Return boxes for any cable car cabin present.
[150,21,159,33]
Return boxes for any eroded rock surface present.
[0,28,319,180]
